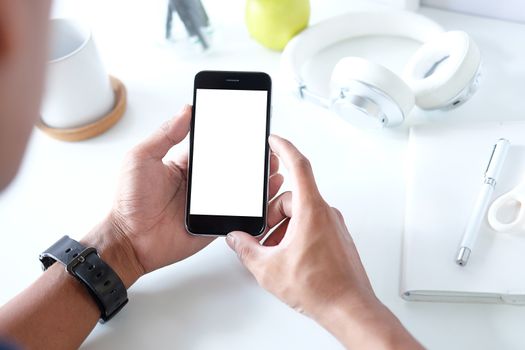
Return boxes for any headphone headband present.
[281,11,444,105]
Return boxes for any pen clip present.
[484,138,510,183]
[484,144,498,178]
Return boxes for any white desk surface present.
[1,0,525,348]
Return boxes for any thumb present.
[226,231,264,271]
[136,104,192,160]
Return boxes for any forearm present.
[0,218,143,349]
[313,294,423,350]
[0,261,100,349]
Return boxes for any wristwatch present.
[39,235,128,322]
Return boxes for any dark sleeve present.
[0,340,18,350]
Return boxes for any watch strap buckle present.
[66,247,97,273]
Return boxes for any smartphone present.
[185,71,272,236]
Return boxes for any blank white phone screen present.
[190,88,268,217]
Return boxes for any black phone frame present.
[185,70,272,236]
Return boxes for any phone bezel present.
[185,70,272,236]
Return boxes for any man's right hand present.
[226,135,423,350]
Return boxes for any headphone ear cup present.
[330,57,415,127]
[402,31,481,110]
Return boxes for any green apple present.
[246,0,310,51]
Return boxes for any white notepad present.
[401,122,525,304]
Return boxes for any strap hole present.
[104,280,111,287]
[72,253,78,258]
[96,272,102,278]
[88,265,95,271]
[65,248,71,253]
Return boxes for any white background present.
[422,0,525,24]
[0,0,525,349]
[190,89,268,217]
[371,0,525,23]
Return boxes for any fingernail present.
[226,233,236,249]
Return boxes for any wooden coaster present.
[36,76,127,142]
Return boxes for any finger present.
[268,173,284,201]
[268,135,321,200]
[267,191,292,229]
[136,104,192,160]
[173,147,189,170]
[331,207,345,223]
[257,190,292,243]
[269,152,279,176]
[263,219,289,247]
[226,231,266,272]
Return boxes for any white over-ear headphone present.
[281,11,482,128]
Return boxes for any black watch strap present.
[39,235,128,322]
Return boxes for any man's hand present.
[108,104,210,276]
[84,105,283,285]
[226,135,422,350]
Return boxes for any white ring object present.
[402,31,482,110]
[488,182,525,233]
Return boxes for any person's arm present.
[0,106,196,349]
[314,293,421,349]
[0,105,284,349]
[0,220,141,349]
[226,135,422,350]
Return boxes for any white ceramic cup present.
[42,19,115,129]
